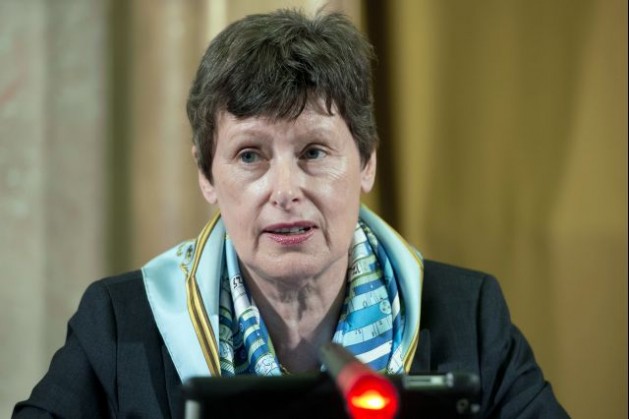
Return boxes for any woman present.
[14,9,567,418]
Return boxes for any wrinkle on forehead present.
[215,100,345,141]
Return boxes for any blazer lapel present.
[162,345,183,418]
[409,329,432,373]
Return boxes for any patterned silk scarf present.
[217,221,405,376]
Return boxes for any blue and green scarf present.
[218,221,405,376]
[142,206,423,382]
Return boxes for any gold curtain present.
[1,0,360,412]
[1,0,625,417]
[366,1,627,418]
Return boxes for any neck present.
[242,260,348,373]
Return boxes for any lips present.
[263,222,317,245]
[267,226,312,234]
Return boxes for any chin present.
[267,265,321,282]
[247,250,349,284]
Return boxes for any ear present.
[360,151,377,193]
[193,146,217,205]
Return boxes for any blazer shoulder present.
[422,259,498,298]
[90,269,144,292]
[423,259,490,281]
[72,269,153,352]
[79,270,145,308]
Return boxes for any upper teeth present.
[274,227,307,233]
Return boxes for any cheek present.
[314,158,358,189]
[318,172,363,227]
[214,175,265,233]
[220,207,255,253]
[215,169,262,206]
[321,166,364,201]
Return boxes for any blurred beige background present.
[0,0,626,417]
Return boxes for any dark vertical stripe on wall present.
[106,0,132,273]
[363,0,399,229]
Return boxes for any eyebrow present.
[228,123,337,140]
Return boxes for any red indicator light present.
[345,374,399,419]
[351,389,389,410]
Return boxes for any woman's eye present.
[303,147,325,160]
[239,150,259,163]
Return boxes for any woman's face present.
[198,103,376,285]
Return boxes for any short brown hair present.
[186,8,378,181]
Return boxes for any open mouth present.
[263,223,317,245]
[268,226,313,235]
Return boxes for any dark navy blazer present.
[13,260,568,418]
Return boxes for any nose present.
[270,158,302,209]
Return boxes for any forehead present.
[214,103,348,141]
